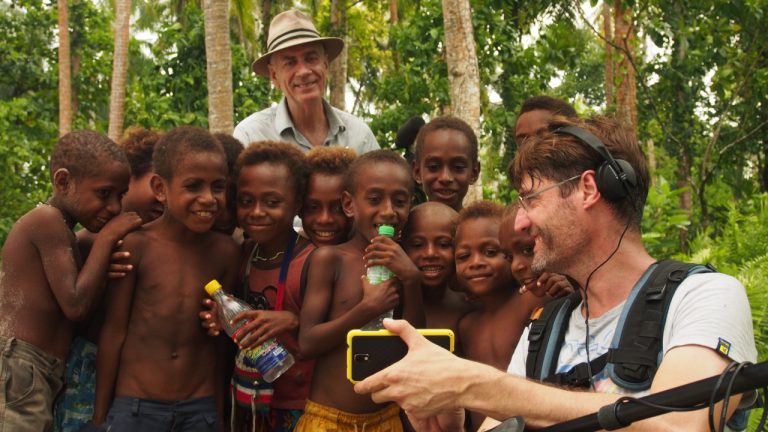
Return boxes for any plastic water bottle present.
[204,280,294,382]
[362,224,396,330]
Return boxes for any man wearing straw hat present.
[235,9,379,154]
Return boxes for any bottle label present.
[367,266,394,285]
[240,340,290,376]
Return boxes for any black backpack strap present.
[606,259,713,389]
[531,260,714,391]
[526,291,582,381]
[544,352,609,388]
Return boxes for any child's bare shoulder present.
[206,231,239,260]
[458,308,480,332]
[17,204,71,239]
[118,224,155,248]
[309,244,345,265]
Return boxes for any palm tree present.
[58,0,72,135]
[203,0,234,133]
[108,0,132,141]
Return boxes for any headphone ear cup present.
[596,160,636,202]
[616,159,637,189]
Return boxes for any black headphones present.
[553,125,637,202]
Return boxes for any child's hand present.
[99,212,143,243]
[522,273,574,298]
[364,236,421,287]
[199,298,223,337]
[230,310,298,350]
[107,240,132,279]
[360,275,399,315]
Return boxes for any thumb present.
[382,319,426,349]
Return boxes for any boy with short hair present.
[0,130,142,431]
[412,116,480,212]
[297,150,424,431]
[402,202,473,332]
[119,127,165,223]
[92,126,240,431]
[515,95,577,147]
[300,146,357,246]
[454,200,554,428]
[498,203,576,298]
[56,127,164,432]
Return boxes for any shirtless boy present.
[0,130,142,431]
[498,203,577,298]
[57,127,164,431]
[403,202,473,332]
[300,146,357,247]
[454,201,551,428]
[412,116,480,212]
[92,126,239,431]
[297,150,424,431]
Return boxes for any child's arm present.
[299,247,398,359]
[231,309,298,350]
[91,240,139,425]
[522,272,575,298]
[36,209,142,321]
[364,236,425,327]
[213,237,240,430]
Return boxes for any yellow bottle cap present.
[204,279,222,296]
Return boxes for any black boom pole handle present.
[538,361,768,432]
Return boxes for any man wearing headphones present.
[354,116,756,431]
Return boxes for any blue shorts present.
[105,396,219,432]
[54,336,97,432]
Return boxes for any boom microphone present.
[394,116,426,151]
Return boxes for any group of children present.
[0,113,574,432]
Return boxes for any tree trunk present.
[203,0,234,133]
[442,0,482,203]
[602,2,614,109]
[761,137,768,192]
[613,0,637,137]
[389,0,399,71]
[670,2,692,251]
[646,139,656,186]
[58,0,72,136]
[108,0,131,141]
[259,0,272,53]
[329,0,347,110]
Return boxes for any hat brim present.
[252,37,344,77]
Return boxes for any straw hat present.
[252,10,344,77]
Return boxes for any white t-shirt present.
[507,268,757,396]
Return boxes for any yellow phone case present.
[346,328,455,383]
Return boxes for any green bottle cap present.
[204,279,222,296]
[378,224,395,237]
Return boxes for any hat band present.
[267,28,321,52]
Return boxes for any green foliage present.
[69,0,114,130]
[123,2,273,130]
[365,0,449,148]
[0,0,59,245]
[641,176,691,258]
[680,194,768,431]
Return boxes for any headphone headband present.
[553,125,637,202]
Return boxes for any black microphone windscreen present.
[394,116,426,150]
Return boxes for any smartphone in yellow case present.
[346,328,455,383]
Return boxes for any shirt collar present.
[275,97,347,139]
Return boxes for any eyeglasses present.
[517,175,581,211]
